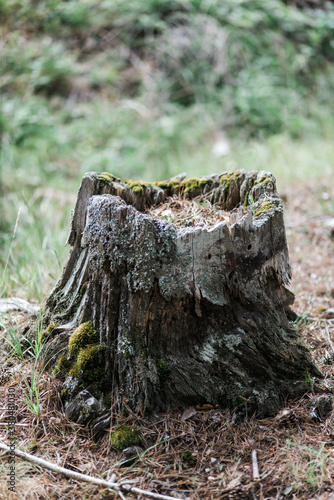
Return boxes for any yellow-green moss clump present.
[168,179,181,189]
[69,345,106,381]
[98,172,119,184]
[68,321,99,357]
[67,322,105,382]
[253,175,273,188]
[110,425,142,451]
[57,321,110,400]
[156,359,169,382]
[219,172,241,193]
[53,354,70,375]
[60,388,68,401]
[180,177,210,195]
[41,322,56,343]
[254,201,278,219]
[153,181,169,189]
[124,179,145,194]
[151,178,182,194]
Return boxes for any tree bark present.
[43,171,322,425]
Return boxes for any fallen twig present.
[251,449,260,482]
[260,468,273,481]
[0,441,179,500]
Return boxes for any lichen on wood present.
[41,170,322,428]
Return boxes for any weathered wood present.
[42,171,322,426]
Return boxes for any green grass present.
[0,316,26,359]
[0,312,48,417]
[20,315,47,417]
[0,192,72,300]
[286,440,331,494]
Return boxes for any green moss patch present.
[254,175,273,188]
[68,321,99,357]
[218,172,241,194]
[153,181,169,189]
[180,451,196,467]
[56,320,111,406]
[156,359,170,382]
[60,388,68,401]
[168,179,181,188]
[53,354,70,375]
[124,179,148,194]
[41,321,56,342]
[97,175,213,198]
[98,172,119,184]
[254,200,278,219]
[69,344,106,381]
[180,177,210,195]
[110,424,142,451]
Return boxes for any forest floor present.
[1,176,334,500]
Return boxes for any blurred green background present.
[1,0,334,301]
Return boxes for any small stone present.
[91,414,111,437]
[310,408,322,422]
[314,394,333,419]
[275,408,298,426]
[122,445,144,456]
[323,308,334,319]
[322,379,334,391]
[65,389,103,425]
[324,218,334,239]
[49,417,62,427]
[118,445,144,465]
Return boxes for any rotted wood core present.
[40,170,322,429]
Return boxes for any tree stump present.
[43,170,321,426]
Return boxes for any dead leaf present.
[177,480,192,489]
[195,403,214,411]
[181,407,197,421]
[275,408,291,420]
[224,475,241,491]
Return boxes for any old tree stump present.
[42,170,321,429]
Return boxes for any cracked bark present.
[42,171,322,422]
